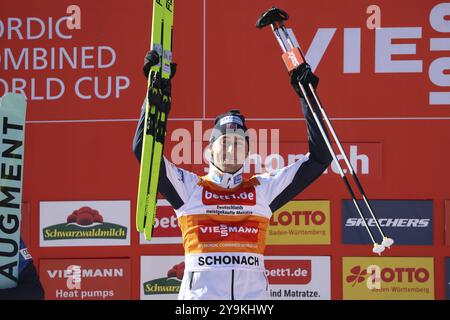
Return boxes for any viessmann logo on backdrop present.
[265,256,331,300]
[40,258,131,300]
[342,200,433,245]
[40,201,130,247]
[267,201,330,245]
[300,3,450,105]
[343,257,434,300]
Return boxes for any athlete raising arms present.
[133,53,332,300]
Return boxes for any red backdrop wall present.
[1,0,449,299]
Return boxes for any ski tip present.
[144,234,152,241]
[144,225,153,241]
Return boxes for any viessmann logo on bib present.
[198,220,259,242]
[202,186,256,206]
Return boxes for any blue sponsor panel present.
[342,200,433,245]
[446,258,450,300]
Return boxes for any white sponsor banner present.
[139,200,182,245]
[39,200,130,247]
[265,256,331,300]
[140,255,184,300]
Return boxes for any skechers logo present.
[345,218,430,228]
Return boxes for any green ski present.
[136,0,174,240]
[0,93,27,289]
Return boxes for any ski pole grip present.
[256,7,289,29]
[256,7,306,73]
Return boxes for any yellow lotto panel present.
[342,257,434,300]
[266,200,330,245]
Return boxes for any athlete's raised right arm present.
[133,98,198,210]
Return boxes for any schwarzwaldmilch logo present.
[143,262,184,295]
[43,206,127,240]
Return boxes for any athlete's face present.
[209,134,248,174]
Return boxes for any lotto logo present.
[346,265,430,287]
[270,211,326,226]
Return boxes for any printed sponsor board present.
[141,256,184,300]
[267,201,330,245]
[39,201,130,247]
[343,257,434,300]
[342,200,433,245]
[266,256,331,300]
[40,258,131,300]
